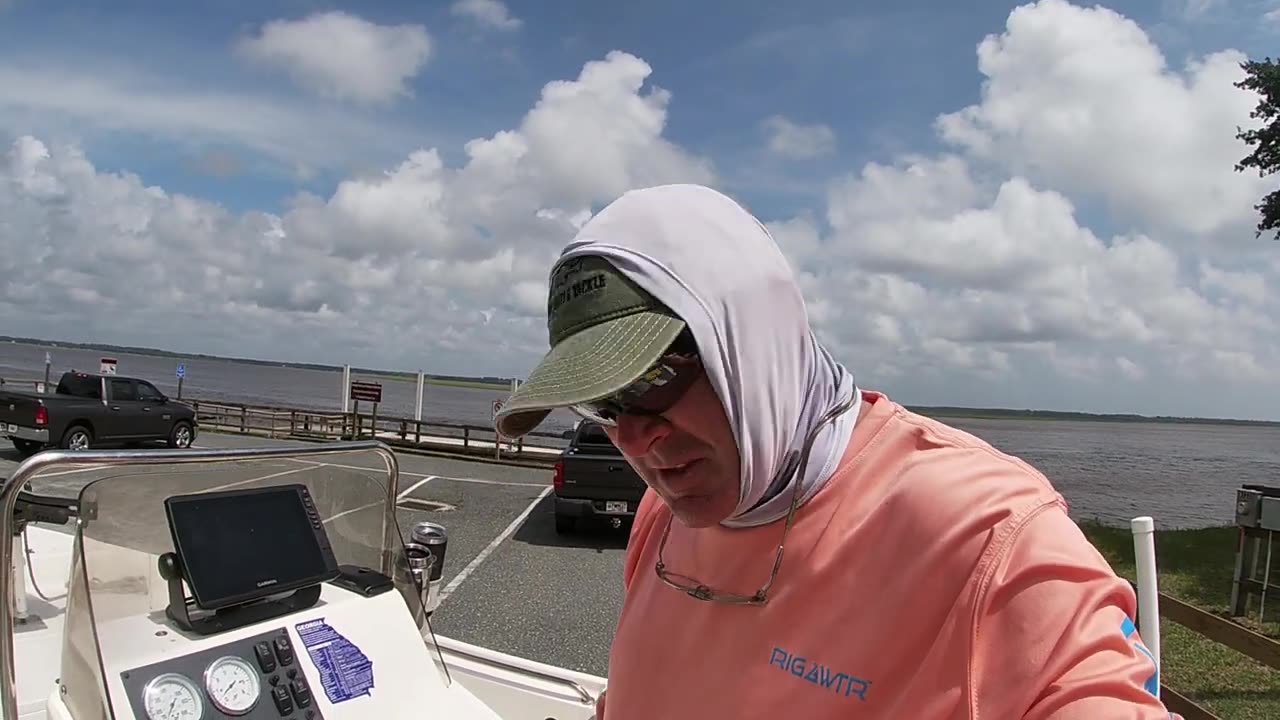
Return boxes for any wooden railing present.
[188,398,569,464]
[1131,582,1280,719]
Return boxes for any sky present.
[1,0,1279,421]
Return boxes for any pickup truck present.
[0,371,198,457]
[552,420,647,534]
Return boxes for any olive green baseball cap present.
[494,255,686,438]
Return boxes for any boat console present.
[94,481,497,720]
[1,441,604,720]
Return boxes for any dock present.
[189,399,568,466]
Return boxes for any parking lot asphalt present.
[1,431,631,677]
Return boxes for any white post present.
[13,536,27,622]
[415,371,425,422]
[508,378,519,450]
[341,365,351,413]
[1130,516,1161,670]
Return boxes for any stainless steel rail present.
[0,440,399,720]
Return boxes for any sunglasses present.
[570,331,702,426]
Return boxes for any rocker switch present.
[274,636,295,666]
[254,642,276,673]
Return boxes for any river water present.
[2,340,1275,529]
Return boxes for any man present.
[494,184,1178,719]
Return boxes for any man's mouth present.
[654,458,703,489]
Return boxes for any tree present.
[1235,57,1280,240]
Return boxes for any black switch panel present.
[120,626,325,719]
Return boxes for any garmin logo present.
[769,647,870,701]
[257,579,279,588]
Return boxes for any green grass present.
[418,377,510,391]
[1079,519,1280,719]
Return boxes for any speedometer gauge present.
[204,656,261,715]
[143,673,204,720]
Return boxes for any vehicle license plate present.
[605,501,628,513]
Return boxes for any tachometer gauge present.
[143,673,204,720]
[204,656,261,715]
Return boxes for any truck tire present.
[60,425,92,451]
[168,421,193,448]
[555,513,576,534]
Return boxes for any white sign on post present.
[100,357,117,375]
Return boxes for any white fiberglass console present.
[94,580,496,719]
[43,469,501,720]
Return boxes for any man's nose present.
[610,413,670,456]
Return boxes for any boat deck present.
[1,433,627,683]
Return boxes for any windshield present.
[77,447,404,621]
[39,444,438,719]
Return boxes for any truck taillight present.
[552,461,564,490]
[34,406,47,426]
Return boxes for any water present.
[3,340,1276,529]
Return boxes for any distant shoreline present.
[5,335,1278,428]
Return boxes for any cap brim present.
[494,311,686,438]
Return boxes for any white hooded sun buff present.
[558,184,860,528]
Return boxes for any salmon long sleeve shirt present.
[603,390,1179,719]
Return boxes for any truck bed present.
[553,421,646,533]
[0,390,51,449]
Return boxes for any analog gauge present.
[204,656,261,715]
[142,673,204,720]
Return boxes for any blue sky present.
[2,0,1279,419]
[2,0,1255,221]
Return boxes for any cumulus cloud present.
[762,115,836,159]
[0,61,434,177]
[0,51,711,373]
[2,2,1278,420]
[935,0,1264,240]
[235,11,432,105]
[451,0,523,31]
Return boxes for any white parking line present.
[284,457,546,488]
[203,465,317,493]
[437,485,552,607]
[397,475,437,499]
[308,472,442,525]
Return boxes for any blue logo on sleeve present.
[769,647,871,701]
[1121,616,1159,697]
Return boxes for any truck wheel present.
[10,439,42,458]
[61,425,92,451]
[168,421,193,448]
[554,514,576,534]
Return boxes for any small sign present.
[349,381,382,403]
[44,351,51,366]
[176,362,186,379]
[100,357,117,375]
[492,399,503,419]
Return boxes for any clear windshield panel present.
[71,447,424,650]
